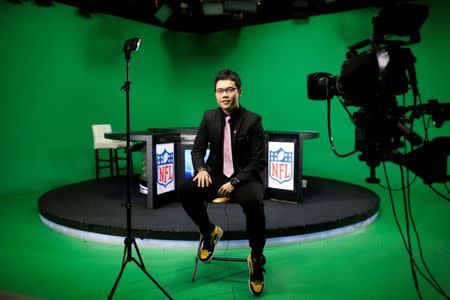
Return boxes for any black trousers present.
[181,174,266,257]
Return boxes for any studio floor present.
[0,181,449,300]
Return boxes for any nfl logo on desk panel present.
[268,142,295,191]
[156,143,175,195]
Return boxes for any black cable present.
[383,162,407,247]
[427,184,450,201]
[338,96,356,125]
[378,113,418,191]
[426,117,432,133]
[223,202,237,300]
[417,94,430,142]
[403,92,450,296]
[400,166,423,300]
[406,167,450,298]
[224,201,231,257]
[407,181,449,297]
[383,163,448,297]
[327,98,357,158]
[411,94,449,203]
[377,174,418,191]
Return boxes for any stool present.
[191,197,247,281]
[91,124,127,179]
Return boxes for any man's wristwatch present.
[196,166,209,174]
[229,178,240,186]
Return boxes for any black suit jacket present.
[192,106,266,184]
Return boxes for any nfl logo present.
[157,149,174,187]
[269,147,293,184]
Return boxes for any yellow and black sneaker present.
[199,225,223,262]
[247,254,266,296]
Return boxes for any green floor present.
[0,182,449,300]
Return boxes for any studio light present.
[123,37,141,54]
[224,0,258,14]
[77,0,96,19]
[154,2,173,23]
[201,0,225,16]
[34,0,54,6]
[291,0,308,19]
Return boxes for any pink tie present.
[223,116,234,178]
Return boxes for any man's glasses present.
[215,87,237,95]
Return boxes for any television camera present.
[307,3,449,184]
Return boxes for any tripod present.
[108,38,172,300]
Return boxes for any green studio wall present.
[0,0,448,197]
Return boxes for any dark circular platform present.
[38,176,380,243]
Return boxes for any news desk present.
[105,128,319,209]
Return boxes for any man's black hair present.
[214,69,241,91]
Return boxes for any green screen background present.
[0,0,448,196]
[0,1,449,299]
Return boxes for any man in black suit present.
[181,69,267,296]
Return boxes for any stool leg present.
[192,235,204,282]
[109,149,114,177]
[191,230,247,282]
[113,149,119,176]
[128,149,133,176]
[95,149,100,180]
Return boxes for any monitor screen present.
[184,149,210,180]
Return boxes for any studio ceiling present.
[32,0,414,33]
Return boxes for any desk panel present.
[106,128,318,208]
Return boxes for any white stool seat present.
[94,141,126,149]
[92,124,127,179]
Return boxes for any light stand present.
[108,37,173,300]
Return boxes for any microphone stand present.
[108,45,172,300]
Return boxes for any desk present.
[106,128,318,208]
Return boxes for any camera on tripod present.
[306,3,449,184]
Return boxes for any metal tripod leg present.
[108,238,173,300]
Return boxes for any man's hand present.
[218,182,234,197]
[193,170,212,188]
